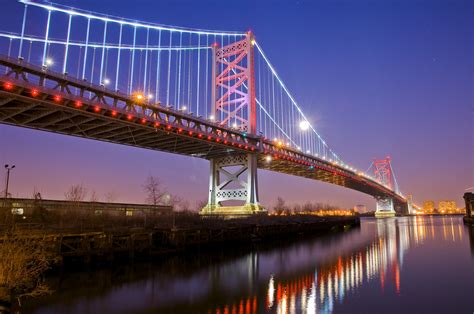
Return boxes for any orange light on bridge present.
[127,114,133,120]
[31,89,39,97]
[94,106,101,112]
[54,95,61,102]
[155,122,160,127]
[132,90,146,103]
[141,118,147,124]
[75,101,82,108]
[111,110,117,117]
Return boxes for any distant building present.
[438,200,457,214]
[353,204,367,214]
[423,200,435,213]
[2,197,172,217]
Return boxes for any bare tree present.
[89,190,99,202]
[274,197,288,215]
[64,184,87,202]
[176,200,190,212]
[104,191,118,203]
[195,199,208,212]
[143,176,166,206]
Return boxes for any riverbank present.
[20,216,474,314]
[3,215,359,267]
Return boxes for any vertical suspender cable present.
[155,30,162,101]
[63,14,72,74]
[129,26,137,95]
[176,32,183,109]
[115,23,123,92]
[82,18,90,80]
[143,27,150,94]
[42,10,51,66]
[196,34,201,116]
[166,31,172,105]
[18,4,28,58]
[187,35,192,110]
[205,34,209,117]
[99,21,108,85]
[76,46,82,83]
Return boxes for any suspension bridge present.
[0,0,412,217]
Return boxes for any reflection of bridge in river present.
[25,217,468,313]
[204,216,466,314]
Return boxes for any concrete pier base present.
[375,210,396,218]
[201,203,266,217]
[375,197,396,218]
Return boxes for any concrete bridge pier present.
[201,154,266,216]
[374,196,396,218]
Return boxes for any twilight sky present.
[1,0,472,210]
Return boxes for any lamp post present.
[4,164,15,200]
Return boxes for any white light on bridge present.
[44,58,53,66]
[148,94,153,100]
[181,105,187,110]
[265,155,272,163]
[299,120,310,131]
[209,115,215,121]
[103,78,110,85]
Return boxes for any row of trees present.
[273,197,351,215]
[61,175,203,211]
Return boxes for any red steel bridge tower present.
[201,32,265,215]
[370,157,397,218]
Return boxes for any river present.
[23,216,474,313]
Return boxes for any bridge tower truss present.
[372,157,397,218]
[202,33,264,215]
[211,32,256,133]
[372,157,394,190]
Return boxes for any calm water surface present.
[24,216,474,313]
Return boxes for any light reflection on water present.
[25,216,474,314]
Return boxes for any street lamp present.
[4,164,15,199]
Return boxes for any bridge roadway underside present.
[0,91,235,159]
[258,159,408,213]
[0,90,407,213]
